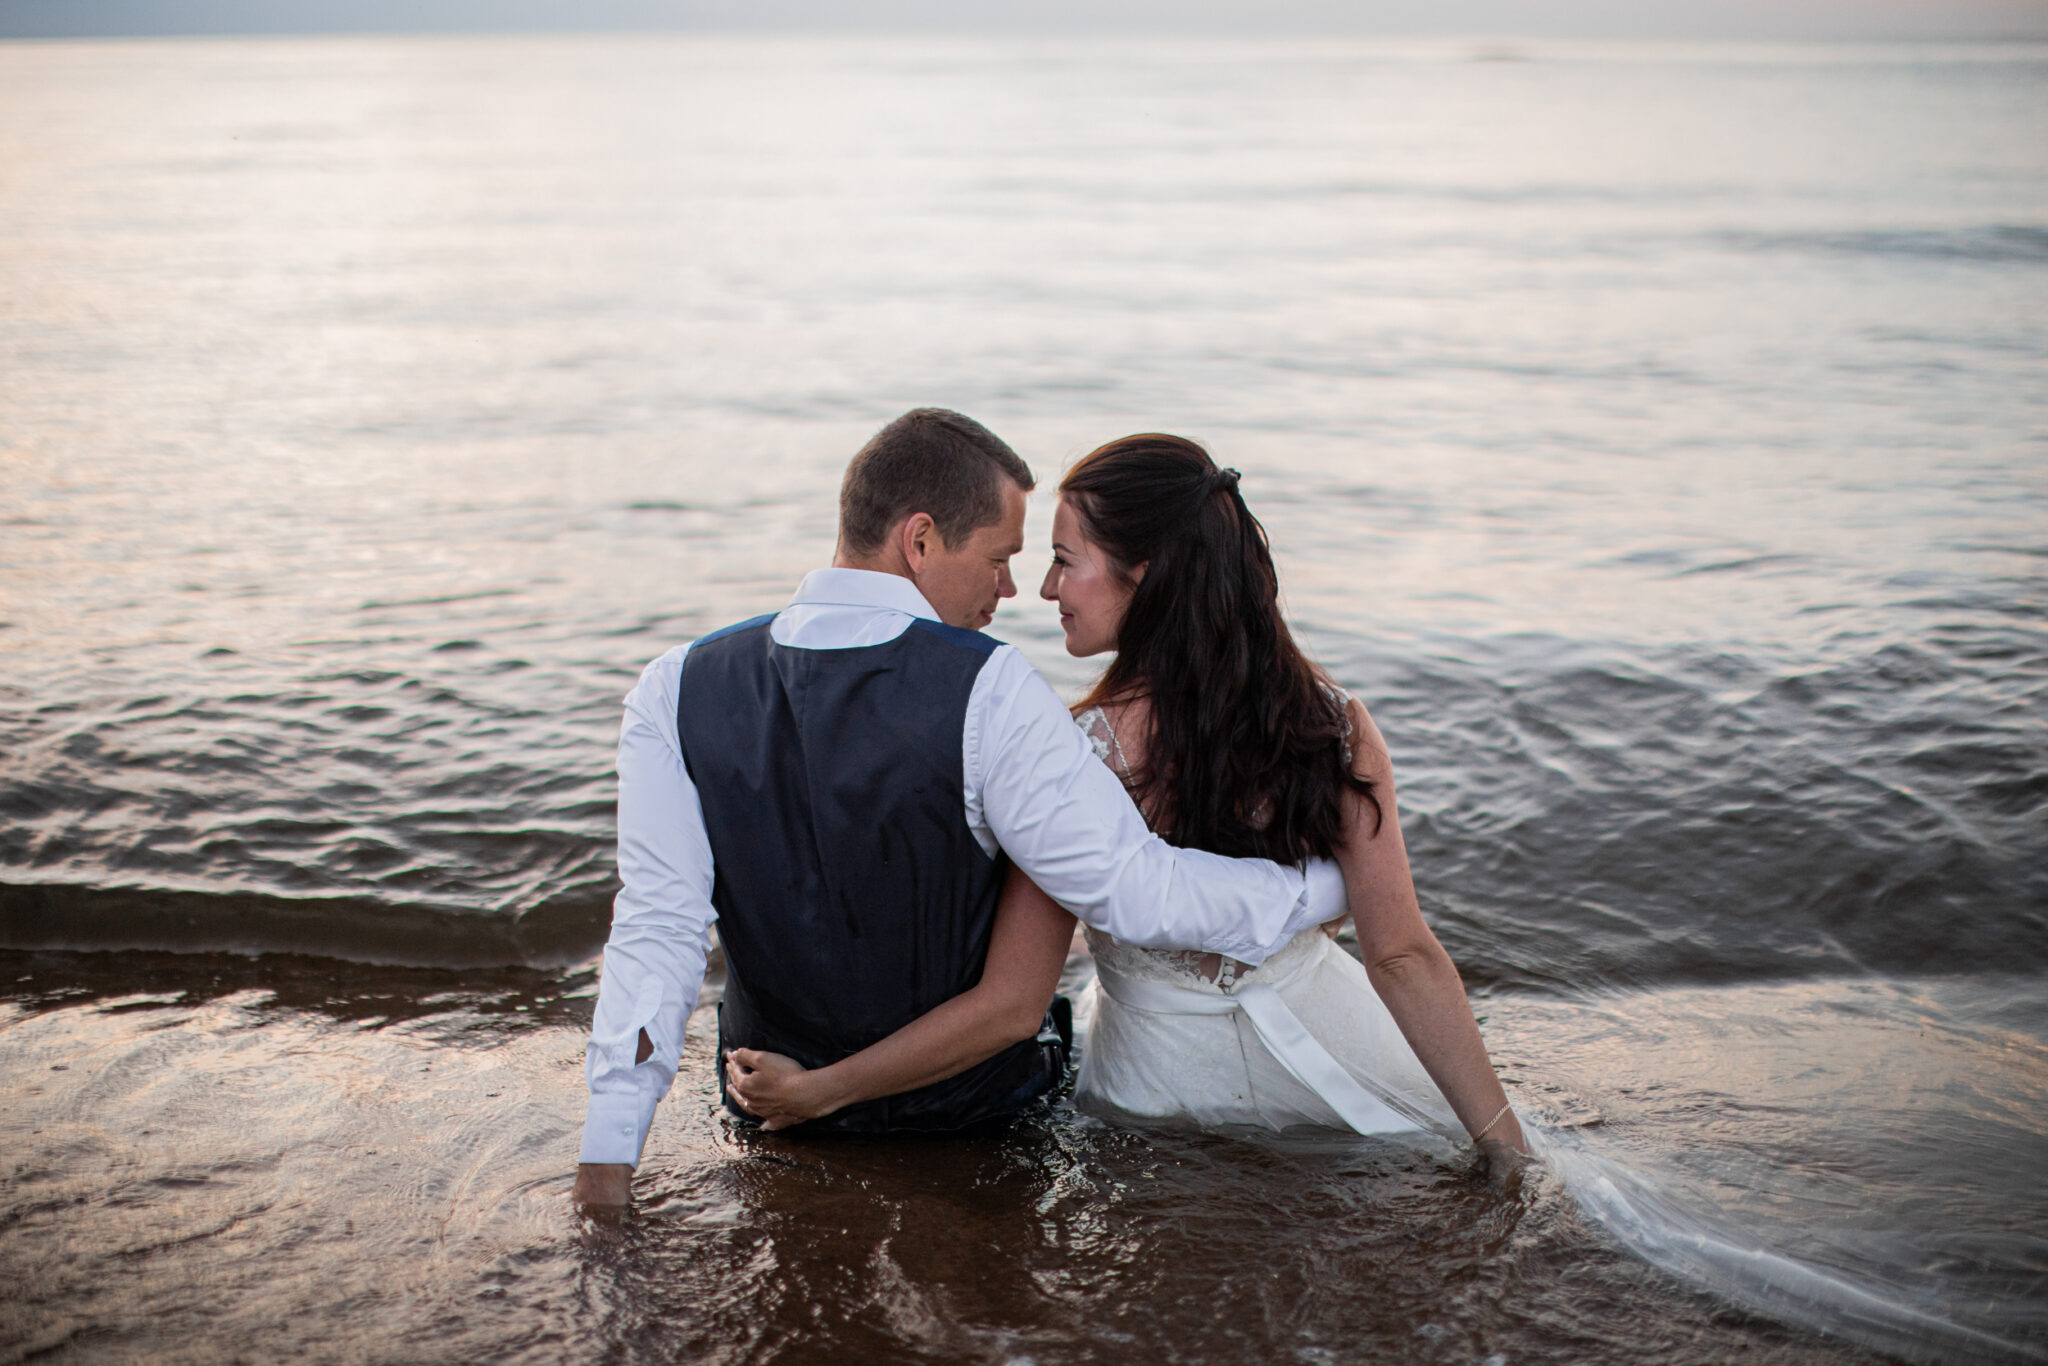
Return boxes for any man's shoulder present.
[960,639,1081,762]
[624,614,777,719]
[906,617,1003,658]
[666,613,780,683]
[688,612,778,651]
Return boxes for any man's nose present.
[997,563,1017,599]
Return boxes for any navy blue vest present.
[677,612,1066,1132]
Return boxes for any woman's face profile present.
[1041,497,1139,657]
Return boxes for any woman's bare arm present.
[724,864,1076,1129]
[1337,698,1530,1161]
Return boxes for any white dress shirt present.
[580,568,1347,1165]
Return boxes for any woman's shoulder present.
[1315,681,1361,763]
[1307,678,1391,778]
[1072,696,1146,778]
[1072,702,1131,771]
[1334,692,1390,778]
[1072,704,1114,764]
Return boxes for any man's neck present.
[831,546,914,580]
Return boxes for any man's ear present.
[898,512,940,574]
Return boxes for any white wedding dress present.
[1071,703,1462,1139]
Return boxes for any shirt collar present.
[787,567,941,622]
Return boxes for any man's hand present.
[572,1162,633,1217]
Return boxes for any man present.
[573,408,1345,1209]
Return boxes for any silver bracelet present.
[1471,1100,1514,1142]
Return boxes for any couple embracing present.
[574,408,1528,1211]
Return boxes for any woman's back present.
[1048,434,1519,1149]
[1071,690,1459,1136]
[1076,691,1358,984]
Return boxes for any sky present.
[4,0,2047,40]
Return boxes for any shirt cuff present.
[579,1090,659,1166]
[1282,858,1349,938]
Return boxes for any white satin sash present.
[1093,942,1421,1136]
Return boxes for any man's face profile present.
[911,479,1028,630]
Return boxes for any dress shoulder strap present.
[1073,705,1133,780]
[1322,682,1355,768]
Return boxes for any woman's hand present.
[1478,1136,1537,1194]
[724,1048,839,1130]
[717,870,1074,1129]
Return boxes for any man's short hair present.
[838,409,1036,556]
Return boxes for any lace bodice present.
[1075,691,1355,990]
[1077,693,1355,775]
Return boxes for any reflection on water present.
[1497,977,2048,1363]
[23,948,2024,1365]
[3,35,2041,974]
[1,32,2044,1366]
[9,947,2040,1362]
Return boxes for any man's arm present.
[967,647,1345,966]
[573,647,718,1210]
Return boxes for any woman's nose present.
[1039,565,1059,601]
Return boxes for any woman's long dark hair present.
[1065,434,1378,863]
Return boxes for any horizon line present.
[8,23,2048,43]
[6,0,2048,45]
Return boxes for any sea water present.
[1,34,2043,1364]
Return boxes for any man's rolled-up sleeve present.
[966,647,1344,966]
[580,647,718,1167]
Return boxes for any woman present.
[726,435,1530,1170]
